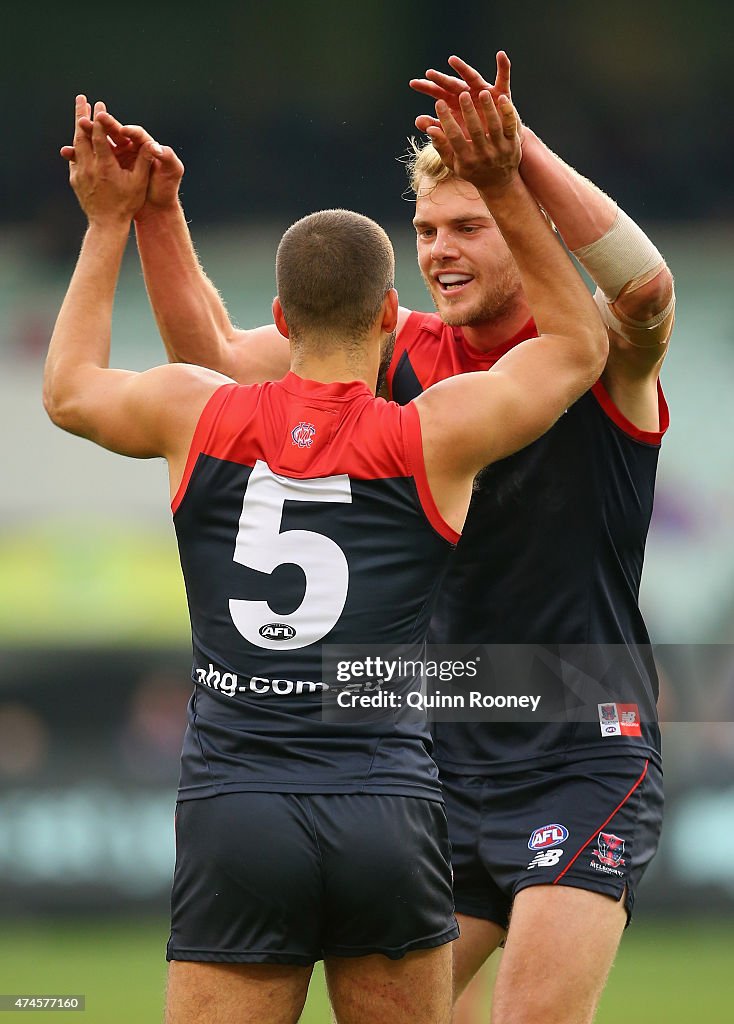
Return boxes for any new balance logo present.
[527,849,564,870]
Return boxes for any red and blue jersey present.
[388,312,669,773]
[172,371,457,800]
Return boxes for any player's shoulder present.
[397,308,450,345]
[140,361,235,400]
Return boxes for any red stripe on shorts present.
[553,759,649,883]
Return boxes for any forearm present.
[480,176,603,355]
[519,128,617,250]
[44,221,129,426]
[520,128,673,335]
[134,203,236,371]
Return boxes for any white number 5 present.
[229,460,352,649]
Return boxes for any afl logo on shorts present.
[291,422,316,448]
[259,623,297,641]
[528,823,569,850]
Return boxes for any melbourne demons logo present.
[594,832,626,868]
[600,704,617,725]
[291,422,316,448]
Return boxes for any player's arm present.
[413,92,607,529]
[411,54,672,430]
[61,106,290,384]
[45,100,231,480]
[518,128,674,430]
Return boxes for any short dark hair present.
[276,209,394,342]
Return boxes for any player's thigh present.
[325,945,453,1024]
[166,960,312,1024]
[451,912,505,1000]
[452,955,500,1024]
[491,885,626,1024]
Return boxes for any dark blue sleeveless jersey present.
[387,312,668,773]
[171,372,458,800]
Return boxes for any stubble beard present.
[426,259,524,329]
[376,329,397,395]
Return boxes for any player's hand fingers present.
[415,114,441,133]
[435,99,470,150]
[424,69,471,95]
[494,51,512,98]
[497,94,518,139]
[96,110,131,148]
[93,100,107,117]
[425,126,455,170]
[447,55,492,91]
[460,90,499,143]
[60,145,75,162]
[120,124,155,149]
[132,139,159,183]
[155,144,183,170]
[90,116,116,164]
[409,78,452,101]
[72,95,93,153]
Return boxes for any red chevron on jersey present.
[172,371,459,544]
[387,312,538,402]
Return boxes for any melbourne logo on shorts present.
[528,823,569,851]
[258,622,297,641]
[591,832,626,876]
[291,422,316,448]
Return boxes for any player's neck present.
[291,347,377,391]
[458,297,533,354]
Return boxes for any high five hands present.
[61,96,184,220]
[410,51,524,143]
[412,55,522,196]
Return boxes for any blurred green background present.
[2,1,734,1020]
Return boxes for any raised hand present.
[411,52,522,139]
[67,94,157,225]
[61,100,184,218]
[426,89,521,197]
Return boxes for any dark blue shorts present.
[167,792,458,964]
[441,755,663,929]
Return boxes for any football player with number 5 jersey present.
[47,91,605,1024]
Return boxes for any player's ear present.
[272,297,290,339]
[381,288,399,334]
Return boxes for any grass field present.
[0,917,731,1022]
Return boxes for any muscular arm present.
[45,110,231,497]
[519,129,674,428]
[414,94,607,532]
[134,202,291,383]
[411,54,674,429]
[43,218,228,488]
[66,109,290,384]
[417,175,607,476]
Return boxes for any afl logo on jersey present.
[291,422,316,448]
[259,623,297,641]
[528,823,569,850]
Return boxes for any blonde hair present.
[404,137,452,197]
[404,137,555,229]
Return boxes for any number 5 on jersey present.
[229,460,352,650]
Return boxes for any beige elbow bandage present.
[594,286,675,348]
[572,207,664,302]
